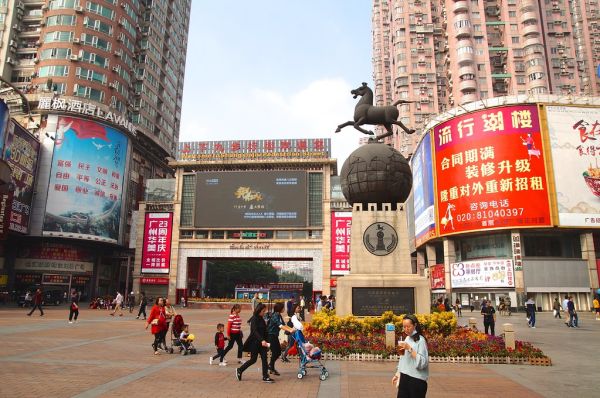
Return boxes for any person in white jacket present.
[111,291,124,316]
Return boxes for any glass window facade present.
[454,233,511,261]
[308,172,323,227]
[522,232,582,258]
[180,174,196,227]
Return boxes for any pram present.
[293,330,329,381]
[170,314,197,355]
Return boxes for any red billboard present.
[331,212,351,275]
[433,104,551,236]
[141,212,173,274]
[430,264,445,290]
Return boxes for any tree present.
[205,260,278,298]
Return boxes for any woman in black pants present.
[266,302,293,376]
[236,303,274,383]
[68,289,79,323]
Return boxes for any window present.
[512,36,520,44]
[86,1,115,19]
[49,0,78,10]
[40,48,72,60]
[81,50,109,67]
[83,16,112,35]
[180,174,196,226]
[46,14,77,26]
[73,84,105,102]
[455,233,511,261]
[75,67,107,84]
[44,31,74,43]
[81,33,111,51]
[528,72,544,81]
[522,232,581,258]
[38,65,69,77]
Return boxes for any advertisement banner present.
[0,191,12,240]
[450,259,515,288]
[195,171,308,228]
[140,277,169,285]
[411,133,436,246]
[42,273,71,285]
[0,100,9,153]
[331,211,351,275]
[43,116,129,243]
[545,106,600,227]
[3,120,40,234]
[14,258,93,273]
[17,242,93,262]
[433,105,551,236]
[429,264,445,290]
[141,212,173,274]
[511,232,523,271]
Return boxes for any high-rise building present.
[0,0,191,298]
[372,0,600,157]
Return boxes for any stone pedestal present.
[336,203,430,316]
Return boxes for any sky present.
[179,1,374,167]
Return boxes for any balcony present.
[523,36,542,48]
[457,50,475,66]
[459,78,477,92]
[458,65,476,78]
[461,92,478,104]
[522,24,540,36]
[521,11,537,24]
[453,1,469,14]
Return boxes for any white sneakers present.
[209,357,213,365]
[219,362,227,366]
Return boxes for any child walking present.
[210,323,229,366]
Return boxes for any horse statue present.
[335,82,415,140]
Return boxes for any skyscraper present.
[372,0,600,157]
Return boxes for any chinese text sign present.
[451,259,515,288]
[331,212,351,275]
[141,212,173,274]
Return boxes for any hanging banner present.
[433,104,551,236]
[141,212,173,274]
[429,264,445,290]
[331,211,351,275]
[450,259,515,288]
[411,132,436,247]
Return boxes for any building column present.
[581,232,598,299]
[443,238,456,298]
[416,250,426,276]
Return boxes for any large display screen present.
[411,132,436,247]
[194,171,308,228]
[43,116,129,243]
[545,106,600,227]
[433,104,552,236]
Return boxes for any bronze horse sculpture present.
[335,82,415,140]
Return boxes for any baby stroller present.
[171,314,197,355]
[293,330,329,381]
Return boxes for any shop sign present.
[331,212,351,275]
[141,212,173,274]
[0,191,12,240]
[72,275,91,285]
[330,278,337,288]
[14,258,94,273]
[450,259,515,288]
[511,232,523,271]
[15,273,41,284]
[140,277,169,285]
[146,203,174,212]
[430,264,445,290]
[433,104,551,235]
[42,273,71,285]
[229,243,270,250]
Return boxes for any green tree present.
[205,260,278,297]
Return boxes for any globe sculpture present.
[340,142,412,209]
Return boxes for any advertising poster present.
[429,264,445,290]
[545,106,600,227]
[141,212,173,274]
[195,171,307,228]
[43,116,129,243]
[0,101,9,153]
[433,105,551,236]
[411,132,436,247]
[450,259,515,288]
[15,242,94,273]
[331,211,351,275]
[3,120,40,234]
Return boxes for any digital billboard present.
[411,132,436,247]
[194,171,308,228]
[3,120,40,234]
[331,211,351,275]
[433,105,552,236]
[141,212,173,274]
[43,116,129,243]
[545,106,600,227]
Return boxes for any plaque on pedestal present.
[352,287,415,316]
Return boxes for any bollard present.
[468,317,477,331]
[385,323,396,349]
[503,323,515,350]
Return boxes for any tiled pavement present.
[0,306,596,397]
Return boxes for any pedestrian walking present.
[209,323,229,366]
[27,288,44,317]
[222,304,244,364]
[562,295,570,326]
[24,291,32,308]
[145,297,167,355]
[235,303,274,383]
[392,314,429,398]
[251,292,259,311]
[128,291,135,313]
[567,296,579,327]
[593,295,600,321]
[161,298,177,350]
[299,295,306,321]
[136,292,147,320]
[525,297,536,328]
[286,296,295,317]
[553,297,562,319]
[481,300,496,335]
[455,298,462,316]
[266,302,293,376]
[68,289,79,323]
[110,291,124,316]
[281,303,303,362]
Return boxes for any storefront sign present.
[146,203,174,212]
[545,106,600,227]
[3,120,41,234]
[331,212,351,275]
[15,273,42,284]
[511,232,523,271]
[433,105,552,236]
[178,138,330,161]
[141,212,173,274]
[42,273,71,285]
[37,96,136,135]
[17,242,93,262]
[15,258,94,273]
[330,278,337,288]
[0,191,12,240]
[450,259,515,288]
[140,277,169,285]
[228,243,271,250]
[430,264,445,290]
[72,275,91,285]
[411,133,436,246]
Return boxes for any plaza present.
[1,306,598,398]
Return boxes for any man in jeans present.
[480,300,496,335]
[567,296,579,328]
[525,297,536,328]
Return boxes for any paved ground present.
[0,305,597,397]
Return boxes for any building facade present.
[372,0,600,158]
[0,0,191,300]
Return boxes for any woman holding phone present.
[392,314,429,398]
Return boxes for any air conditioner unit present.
[109,82,117,89]
[120,1,126,8]
[69,54,80,61]
[9,40,16,47]
[133,106,140,112]
[73,38,80,44]
[114,49,122,57]
[75,6,84,13]
[134,91,142,96]
[41,5,48,11]
[35,40,42,46]
[17,2,24,10]
[6,57,14,65]
[33,57,39,63]
[118,18,125,26]
[112,66,120,73]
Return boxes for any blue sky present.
[179,1,373,166]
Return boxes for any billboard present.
[450,259,515,288]
[331,211,351,275]
[3,120,40,234]
[194,171,308,228]
[430,264,445,290]
[0,100,9,153]
[433,105,552,236]
[411,132,436,246]
[42,116,129,243]
[141,212,173,274]
[545,106,600,227]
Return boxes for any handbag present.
[151,319,159,325]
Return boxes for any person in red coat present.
[27,288,44,316]
[145,297,167,355]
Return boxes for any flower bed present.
[304,310,549,364]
